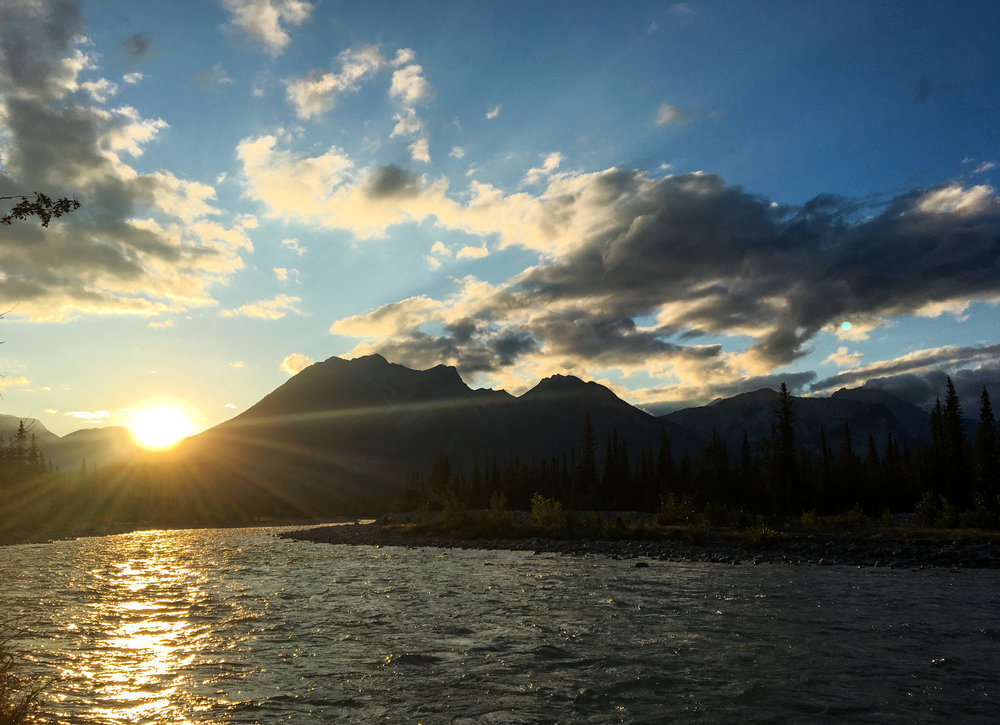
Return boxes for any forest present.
[400,379,1000,530]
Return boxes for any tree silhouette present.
[1,192,80,227]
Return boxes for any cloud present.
[974,161,997,174]
[389,62,432,106]
[285,45,384,118]
[326,170,1000,400]
[0,375,31,392]
[812,344,1000,396]
[656,103,691,125]
[391,108,423,137]
[281,238,306,255]
[409,137,430,163]
[280,352,313,376]
[64,410,111,421]
[194,63,232,88]
[523,152,562,185]
[486,105,501,119]
[221,293,301,320]
[274,267,289,281]
[220,0,313,56]
[224,402,238,409]
[149,319,173,328]
[229,360,245,368]
[118,33,152,62]
[823,346,863,368]
[456,243,488,259]
[0,1,250,322]
[123,72,143,84]
[449,146,466,159]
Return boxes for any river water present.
[1,526,998,724]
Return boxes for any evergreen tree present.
[577,414,598,505]
[973,387,999,514]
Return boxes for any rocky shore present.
[282,521,1000,569]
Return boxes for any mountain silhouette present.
[4,355,948,516]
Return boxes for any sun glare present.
[129,406,198,450]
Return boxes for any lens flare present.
[129,406,198,449]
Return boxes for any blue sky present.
[1,0,998,437]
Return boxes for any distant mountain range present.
[3,354,951,509]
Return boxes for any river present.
[1,526,998,723]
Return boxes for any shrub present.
[655,493,697,525]
[744,525,781,548]
[530,493,566,530]
[1,618,44,724]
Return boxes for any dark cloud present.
[511,173,1000,368]
[811,345,1000,410]
[119,33,152,62]
[642,371,819,415]
[0,0,83,99]
[365,164,421,199]
[0,0,242,320]
[344,169,999,388]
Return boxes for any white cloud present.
[389,63,432,106]
[456,243,489,259]
[823,346,863,368]
[149,319,173,328]
[391,108,423,137]
[450,146,466,159]
[64,410,111,421]
[220,0,313,56]
[274,267,289,281]
[280,352,314,375]
[486,105,501,119]
[331,296,442,336]
[916,184,996,216]
[229,361,245,368]
[221,293,301,319]
[0,376,31,392]
[224,402,238,409]
[425,255,442,270]
[523,152,563,185]
[284,45,384,118]
[409,137,430,163]
[656,103,690,125]
[123,72,143,84]
[430,240,452,257]
[974,161,997,174]
[281,238,307,255]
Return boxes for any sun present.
[129,406,198,450]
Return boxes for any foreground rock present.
[282,522,1000,569]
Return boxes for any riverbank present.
[282,520,1000,568]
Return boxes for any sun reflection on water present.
[58,530,214,724]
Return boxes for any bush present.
[530,493,566,530]
[488,490,514,529]
[744,525,781,548]
[655,493,697,525]
[1,619,44,724]
[915,492,959,528]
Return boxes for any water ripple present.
[1,527,999,723]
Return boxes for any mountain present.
[662,387,932,458]
[176,355,705,512]
[0,415,60,448]
[3,355,950,519]
[45,427,139,471]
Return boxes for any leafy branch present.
[1,193,81,228]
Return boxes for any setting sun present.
[129,406,198,450]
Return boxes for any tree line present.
[401,379,1000,528]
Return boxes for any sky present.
[1,0,998,438]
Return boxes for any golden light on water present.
[58,531,214,723]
